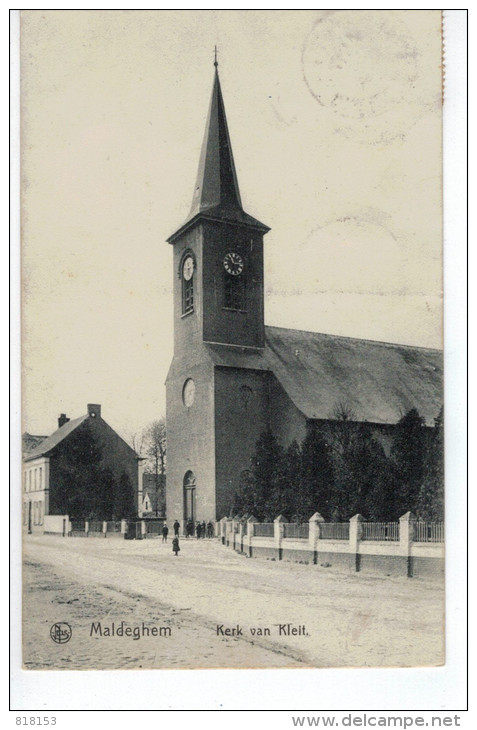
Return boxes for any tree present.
[324,403,362,520]
[51,427,103,519]
[113,471,136,519]
[390,408,426,514]
[235,429,287,521]
[282,440,303,519]
[96,468,116,521]
[296,425,334,520]
[143,419,167,476]
[356,435,399,521]
[416,407,444,520]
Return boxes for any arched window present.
[181,253,195,315]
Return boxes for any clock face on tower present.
[223,252,244,276]
[182,256,194,281]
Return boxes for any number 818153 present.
[16,719,56,726]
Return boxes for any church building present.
[165,62,443,525]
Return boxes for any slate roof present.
[23,415,88,462]
[207,325,443,427]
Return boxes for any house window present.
[39,501,43,525]
[224,272,246,311]
[39,467,42,489]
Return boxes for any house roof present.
[23,415,88,462]
[207,325,443,427]
[22,433,49,456]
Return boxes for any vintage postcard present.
[19,8,455,689]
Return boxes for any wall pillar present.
[400,511,416,577]
[274,515,286,560]
[102,520,108,538]
[120,519,127,534]
[247,515,257,557]
[349,514,363,572]
[238,520,244,553]
[308,512,325,564]
[85,520,89,537]
[219,517,227,544]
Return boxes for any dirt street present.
[22,535,444,670]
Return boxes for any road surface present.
[22,534,444,670]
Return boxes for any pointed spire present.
[168,57,269,242]
[189,61,243,217]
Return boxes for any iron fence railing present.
[106,521,122,532]
[414,521,444,543]
[319,522,350,540]
[253,523,275,537]
[282,523,309,539]
[88,520,104,532]
[145,521,163,535]
[70,520,85,531]
[361,522,399,541]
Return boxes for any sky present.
[21,9,443,442]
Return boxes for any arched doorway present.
[183,471,196,523]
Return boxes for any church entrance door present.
[183,471,196,523]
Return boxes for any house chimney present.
[58,414,69,428]
[87,404,101,419]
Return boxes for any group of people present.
[160,519,215,556]
[185,520,214,539]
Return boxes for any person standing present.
[195,521,201,539]
[162,523,169,543]
[172,536,180,556]
[173,520,180,537]
[206,521,213,538]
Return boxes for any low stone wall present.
[220,513,444,580]
[43,514,71,535]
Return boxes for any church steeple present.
[189,63,243,218]
[168,59,269,243]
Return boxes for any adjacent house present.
[22,404,145,532]
[141,473,166,517]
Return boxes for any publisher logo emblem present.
[50,622,72,644]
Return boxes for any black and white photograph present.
[14,7,467,713]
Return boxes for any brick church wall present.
[214,366,271,519]
[166,358,216,523]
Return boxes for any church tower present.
[166,59,271,525]
[167,60,270,351]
